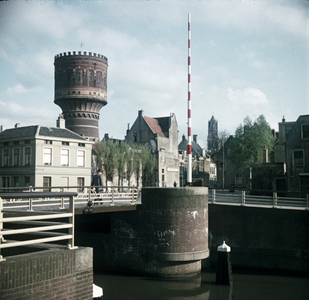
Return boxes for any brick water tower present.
[54,51,108,141]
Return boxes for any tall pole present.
[187,13,192,186]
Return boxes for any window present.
[13,177,19,188]
[2,177,10,189]
[78,143,85,147]
[88,70,92,82]
[98,74,100,83]
[14,148,20,166]
[235,173,242,184]
[25,176,30,187]
[133,131,139,143]
[78,71,81,81]
[3,142,9,146]
[61,149,69,166]
[3,149,9,166]
[62,141,69,146]
[77,177,84,192]
[14,141,19,145]
[24,147,31,165]
[43,177,51,191]
[77,150,85,167]
[44,140,52,144]
[25,140,30,144]
[302,125,309,139]
[43,148,52,165]
[293,150,304,166]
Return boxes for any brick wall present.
[208,204,309,275]
[75,187,209,278]
[0,246,93,300]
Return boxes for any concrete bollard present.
[216,241,233,285]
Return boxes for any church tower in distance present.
[207,115,218,153]
[54,51,108,141]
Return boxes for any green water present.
[94,269,309,300]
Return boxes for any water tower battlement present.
[54,51,108,141]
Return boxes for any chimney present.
[56,114,66,128]
[138,110,144,117]
[193,134,197,144]
[282,116,285,123]
[182,134,186,142]
[15,123,21,128]
[0,125,3,132]
[263,146,268,163]
[104,133,109,140]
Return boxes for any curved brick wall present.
[141,187,209,277]
[54,51,108,140]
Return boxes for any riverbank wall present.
[207,204,309,275]
[0,245,93,300]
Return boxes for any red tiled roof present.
[144,116,166,137]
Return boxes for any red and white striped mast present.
[187,13,192,186]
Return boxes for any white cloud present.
[227,87,268,105]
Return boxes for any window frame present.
[24,147,31,166]
[293,149,304,166]
[13,148,20,166]
[3,148,9,167]
[301,124,309,139]
[77,150,85,167]
[61,148,69,166]
[43,147,52,165]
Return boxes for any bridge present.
[1,186,307,261]
[1,186,308,299]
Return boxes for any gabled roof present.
[0,125,86,141]
[178,135,205,158]
[144,116,166,138]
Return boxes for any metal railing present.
[0,191,77,262]
[209,189,309,210]
[0,186,140,211]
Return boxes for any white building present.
[0,121,93,192]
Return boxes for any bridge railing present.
[0,185,140,211]
[209,189,309,210]
[0,191,77,262]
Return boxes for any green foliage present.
[141,144,156,186]
[94,140,155,187]
[228,115,276,173]
[100,139,117,185]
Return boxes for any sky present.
[0,0,308,148]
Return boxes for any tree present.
[94,140,155,188]
[228,115,276,174]
[99,139,117,186]
[141,144,156,186]
[210,129,230,162]
[115,141,128,189]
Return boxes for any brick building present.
[54,51,108,141]
[125,110,179,187]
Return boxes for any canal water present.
[94,268,309,300]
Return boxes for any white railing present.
[0,191,77,262]
[1,186,140,211]
[209,189,309,210]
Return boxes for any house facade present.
[178,134,216,187]
[284,115,309,195]
[125,110,179,187]
[0,121,93,192]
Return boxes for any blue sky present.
[0,0,308,147]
